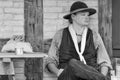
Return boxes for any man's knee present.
[68,58,82,69]
[68,59,77,66]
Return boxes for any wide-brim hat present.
[63,1,96,19]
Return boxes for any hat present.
[63,1,96,19]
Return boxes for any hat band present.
[70,8,93,14]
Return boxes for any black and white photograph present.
[0,0,119,80]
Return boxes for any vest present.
[58,27,98,69]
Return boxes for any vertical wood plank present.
[98,0,112,58]
[25,58,43,80]
[24,0,43,80]
[24,0,43,52]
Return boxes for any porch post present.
[98,0,112,58]
[24,0,43,80]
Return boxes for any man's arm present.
[47,63,59,75]
[46,29,63,76]
[93,31,112,76]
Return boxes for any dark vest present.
[58,27,98,69]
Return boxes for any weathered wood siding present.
[98,0,112,58]
[13,59,25,80]
[24,0,43,80]
[24,0,43,52]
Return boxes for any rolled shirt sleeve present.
[93,31,112,69]
[46,29,63,67]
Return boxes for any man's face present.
[72,12,90,26]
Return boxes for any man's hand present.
[101,66,108,76]
[47,63,64,76]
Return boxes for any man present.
[46,1,112,80]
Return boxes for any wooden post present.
[24,0,43,80]
[98,0,112,58]
[24,0,43,52]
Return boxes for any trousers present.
[58,59,110,80]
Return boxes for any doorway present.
[112,0,120,58]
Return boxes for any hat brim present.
[63,8,96,19]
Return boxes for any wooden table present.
[0,52,48,80]
[0,52,48,58]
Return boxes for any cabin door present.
[112,0,120,57]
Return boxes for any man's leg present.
[68,59,107,80]
[58,64,79,80]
